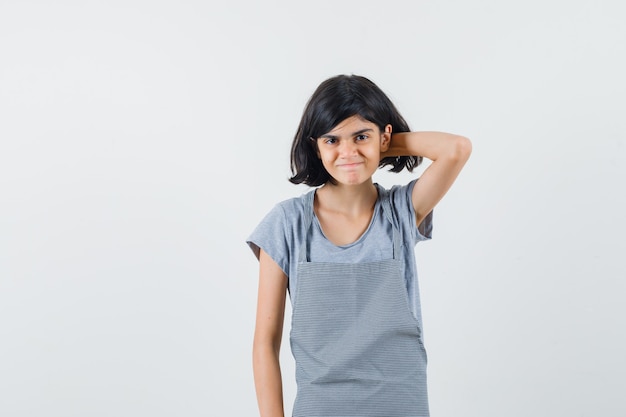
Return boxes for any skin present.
[253,115,472,417]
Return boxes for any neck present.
[316,180,378,215]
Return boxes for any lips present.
[337,162,363,168]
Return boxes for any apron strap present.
[378,186,402,259]
[298,189,316,263]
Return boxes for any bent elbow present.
[452,135,472,161]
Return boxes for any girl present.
[247,74,471,417]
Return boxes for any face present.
[316,115,391,186]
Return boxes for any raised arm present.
[253,249,288,417]
[381,131,472,226]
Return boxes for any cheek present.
[321,156,334,169]
[317,152,331,167]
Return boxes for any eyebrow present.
[319,128,374,140]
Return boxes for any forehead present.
[324,115,378,135]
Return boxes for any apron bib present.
[289,189,429,417]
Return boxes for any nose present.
[338,140,357,157]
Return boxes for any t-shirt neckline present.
[311,185,382,249]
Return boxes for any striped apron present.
[289,190,429,416]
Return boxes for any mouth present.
[337,162,363,168]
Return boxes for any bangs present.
[308,98,384,140]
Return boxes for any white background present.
[1,1,625,416]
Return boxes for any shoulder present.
[246,189,314,260]
[277,191,310,213]
[255,190,312,233]
[271,190,312,225]
[377,180,432,243]
[378,180,417,213]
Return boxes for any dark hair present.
[289,74,422,186]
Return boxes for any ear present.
[380,124,392,152]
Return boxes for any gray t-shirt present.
[247,180,433,328]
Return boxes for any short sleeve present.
[389,179,433,245]
[246,204,290,277]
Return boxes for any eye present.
[355,134,368,141]
[323,138,337,145]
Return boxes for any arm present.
[253,249,288,417]
[381,131,472,226]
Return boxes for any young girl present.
[247,74,471,417]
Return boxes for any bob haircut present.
[289,74,422,186]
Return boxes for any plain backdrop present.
[1,1,625,416]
